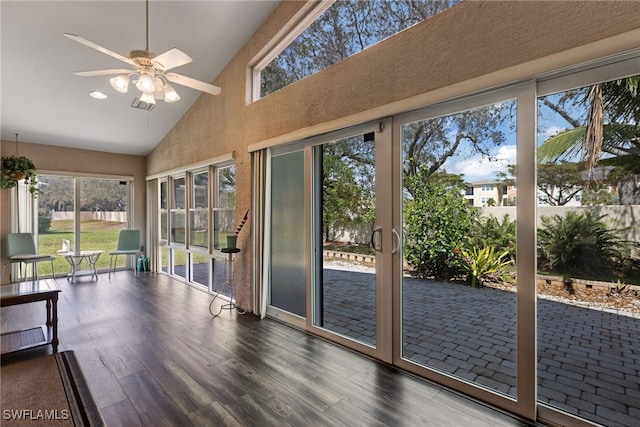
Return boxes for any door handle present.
[370,227,382,252]
[392,228,401,254]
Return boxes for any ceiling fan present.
[64,0,221,105]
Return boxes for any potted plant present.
[1,155,39,196]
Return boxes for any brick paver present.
[321,268,640,427]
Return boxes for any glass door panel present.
[270,150,306,317]
[79,178,127,271]
[37,175,75,277]
[536,75,640,427]
[314,133,377,347]
[400,99,519,397]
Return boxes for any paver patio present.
[321,268,640,427]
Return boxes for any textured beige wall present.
[146,0,639,310]
[1,139,147,283]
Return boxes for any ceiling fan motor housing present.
[130,50,156,68]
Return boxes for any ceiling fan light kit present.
[110,75,130,93]
[140,92,156,105]
[65,0,220,107]
[135,72,156,93]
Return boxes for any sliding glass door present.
[393,85,535,418]
[262,56,639,425]
[267,120,393,360]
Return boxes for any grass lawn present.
[35,220,131,276]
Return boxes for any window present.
[189,171,208,249]
[213,165,235,250]
[36,174,132,277]
[171,176,186,245]
[156,160,235,291]
[159,180,168,242]
[255,0,461,99]
[481,184,494,191]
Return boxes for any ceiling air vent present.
[131,97,155,112]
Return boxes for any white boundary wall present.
[481,205,640,244]
[51,211,127,223]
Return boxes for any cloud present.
[540,126,564,139]
[445,145,516,181]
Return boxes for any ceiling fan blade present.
[165,73,221,96]
[153,48,193,72]
[74,69,133,77]
[63,33,134,66]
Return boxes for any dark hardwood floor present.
[1,272,534,426]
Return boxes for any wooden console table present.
[0,279,60,354]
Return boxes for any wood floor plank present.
[52,342,130,410]
[126,340,216,414]
[187,400,243,427]
[98,399,143,427]
[217,357,340,426]
[118,370,193,426]
[222,393,289,427]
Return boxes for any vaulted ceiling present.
[1,1,279,156]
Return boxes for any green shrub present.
[460,246,514,287]
[404,178,476,281]
[468,214,516,260]
[38,215,51,233]
[537,210,629,278]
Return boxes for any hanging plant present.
[1,134,39,196]
[1,155,39,196]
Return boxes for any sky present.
[443,102,577,183]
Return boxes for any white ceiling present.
[1,0,279,156]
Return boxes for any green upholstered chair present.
[108,229,141,278]
[2,233,56,283]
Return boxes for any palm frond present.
[602,76,640,123]
[537,127,585,163]
[538,124,640,163]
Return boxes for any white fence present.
[51,211,127,223]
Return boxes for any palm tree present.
[538,75,640,204]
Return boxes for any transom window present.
[255,0,462,99]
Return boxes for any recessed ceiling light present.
[89,90,108,100]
